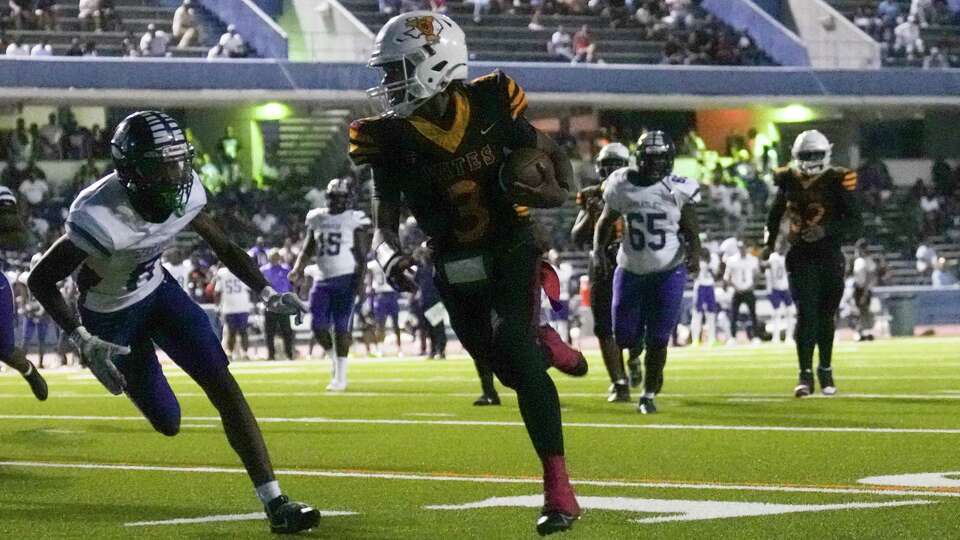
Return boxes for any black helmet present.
[634,130,675,186]
[111,111,194,222]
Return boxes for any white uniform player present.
[691,256,718,346]
[163,254,193,291]
[66,172,207,313]
[305,208,370,280]
[215,266,253,360]
[765,250,795,343]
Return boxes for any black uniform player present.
[763,130,862,398]
[350,12,581,535]
[571,142,634,402]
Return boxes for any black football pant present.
[730,290,759,340]
[264,312,294,360]
[787,249,845,372]
[436,227,564,457]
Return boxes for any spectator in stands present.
[64,37,83,57]
[379,0,400,15]
[34,0,56,30]
[217,125,240,183]
[140,24,171,57]
[9,0,31,30]
[911,0,935,27]
[894,15,924,60]
[252,204,278,236]
[78,0,102,31]
[37,114,61,160]
[82,40,98,57]
[857,154,894,212]
[7,119,31,163]
[932,257,958,286]
[173,0,200,48]
[878,0,901,28]
[529,0,545,31]
[427,0,447,13]
[572,24,597,63]
[919,184,943,236]
[121,37,140,57]
[71,156,100,195]
[18,168,50,207]
[472,0,490,24]
[5,37,28,56]
[932,157,954,197]
[260,249,296,361]
[916,241,937,274]
[924,46,950,68]
[206,43,226,59]
[219,25,247,58]
[29,39,52,56]
[248,236,269,267]
[548,25,574,61]
[853,6,879,38]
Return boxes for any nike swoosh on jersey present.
[480,121,498,135]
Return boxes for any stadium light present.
[253,102,291,120]
[772,104,815,123]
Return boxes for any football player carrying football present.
[349,12,582,535]
[571,142,633,403]
[594,131,701,415]
[0,186,48,400]
[762,130,862,398]
[289,178,370,391]
[26,111,319,534]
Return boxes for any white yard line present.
[3,459,960,499]
[2,413,960,435]
[124,509,356,527]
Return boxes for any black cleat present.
[607,381,631,403]
[22,363,47,401]
[536,509,579,536]
[817,367,837,396]
[794,371,814,398]
[266,495,320,534]
[637,397,657,414]
[473,394,501,406]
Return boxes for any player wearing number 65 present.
[593,131,702,415]
[25,111,320,534]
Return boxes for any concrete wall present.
[785,0,881,68]
[289,0,374,62]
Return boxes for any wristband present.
[259,285,278,302]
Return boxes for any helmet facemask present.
[118,141,194,223]
[636,150,674,186]
[794,149,829,176]
[368,53,434,118]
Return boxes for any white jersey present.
[719,237,739,263]
[304,263,322,283]
[695,260,715,287]
[215,267,252,315]
[367,260,393,294]
[724,253,760,292]
[602,170,700,275]
[766,252,789,291]
[66,173,206,313]
[163,260,193,290]
[305,208,370,280]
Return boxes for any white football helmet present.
[791,130,832,176]
[366,11,469,118]
[595,142,630,180]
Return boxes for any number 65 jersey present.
[602,170,700,276]
[304,208,370,281]
[66,173,206,313]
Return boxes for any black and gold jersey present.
[349,70,537,251]
[767,166,862,254]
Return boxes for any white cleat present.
[821,386,837,397]
[325,381,347,392]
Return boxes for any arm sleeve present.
[827,169,864,241]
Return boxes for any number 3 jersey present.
[348,70,538,252]
[66,172,206,313]
[304,208,370,280]
[602,169,701,276]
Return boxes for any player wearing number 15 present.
[593,131,702,415]
[25,111,319,534]
[349,11,582,535]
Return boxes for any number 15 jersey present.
[305,208,370,281]
[602,169,700,276]
[66,172,206,313]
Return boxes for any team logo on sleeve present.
[404,16,441,44]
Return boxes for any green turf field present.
[2,337,960,539]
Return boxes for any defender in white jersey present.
[0,185,47,400]
[594,131,701,414]
[215,265,253,361]
[25,111,318,534]
[290,178,370,390]
[690,248,718,346]
[764,243,795,343]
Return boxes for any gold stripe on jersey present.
[509,83,527,120]
[348,122,380,165]
[407,89,471,154]
[842,171,857,191]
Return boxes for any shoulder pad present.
[669,175,701,203]
[471,69,527,120]
[348,116,388,166]
[305,207,328,224]
[352,210,372,226]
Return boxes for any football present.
[499,148,561,208]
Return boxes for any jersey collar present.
[406,89,471,154]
